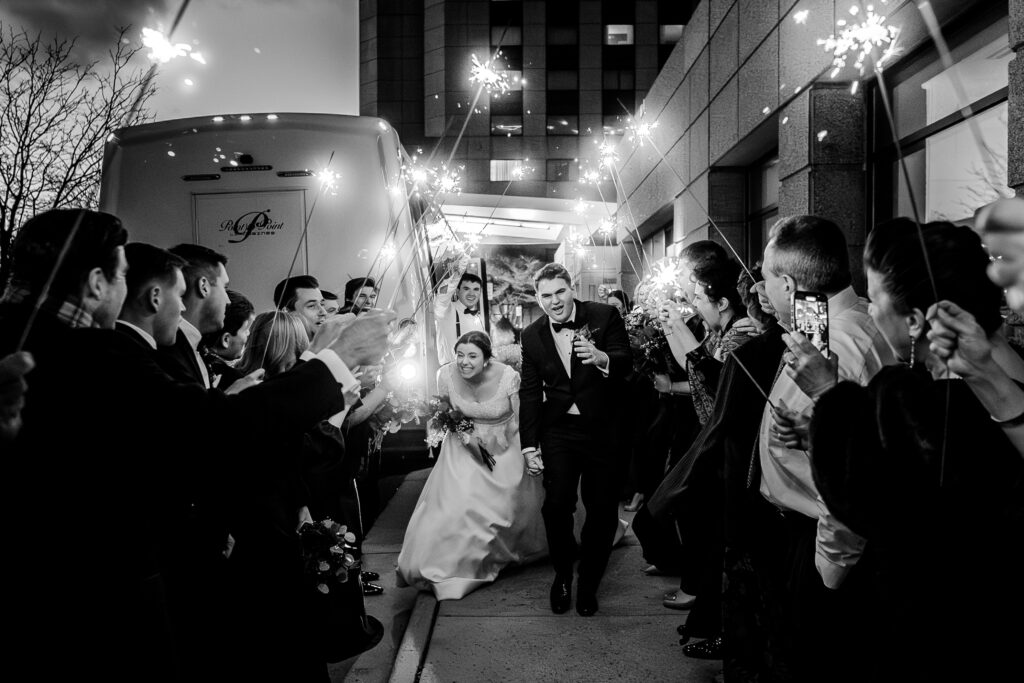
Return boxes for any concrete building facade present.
[614,0,1018,294]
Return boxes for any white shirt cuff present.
[313,348,360,394]
[522,446,538,455]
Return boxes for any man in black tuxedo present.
[157,244,231,388]
[519,263,631,616]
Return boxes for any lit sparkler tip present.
[793,10,810,24]
[142,27,193,63]
[469,54,512,94]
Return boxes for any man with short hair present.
[341,277,378,315]
[118,243,189,349]
[751,215,893,680]
[322,289,340,316]
[519,263,631,617]
[201,289,255,389]
[157,244,230,388]
[434,264,485,364]
[274,274,327,338]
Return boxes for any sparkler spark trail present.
[469,54,512,95]
[818,4,900,93]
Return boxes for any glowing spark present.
[141,27,192,63]
[511,166,524,180]
[573,199,587,215]
[253,47,261,54]
[762,106,771,115]
[437,167,462,194]
[380,241,398,261]
[794,10,809,24]
[469,54,511,94]
[167,150,176,157]
[598,142,619,169]
[817,130,829,141]
[598,218,616,236]
[818,6,900,82]
[183,78,193,86]
[318,168,341,194]
[190,52,206,65]
[229,160,238,166]
[240,115,251,122]
[782,116,790,124]
[626,116,659,146]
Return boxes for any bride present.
[396,331,548,599]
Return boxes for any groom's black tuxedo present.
[519,298,631,595]
[519,299,631,448]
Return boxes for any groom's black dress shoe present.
[550,576,572,614]
[576,590,598,617]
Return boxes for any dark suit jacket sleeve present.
[518,327,543,450]
[602,306,632,379]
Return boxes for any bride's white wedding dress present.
[396,363,547,600]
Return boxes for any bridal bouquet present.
[299,518,360,594]
[368,391,429,452]
[425,395,496,470]
[624,305,670,378]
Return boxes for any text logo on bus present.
[221,210,285,243]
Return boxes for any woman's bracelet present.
[990,406,1024,427]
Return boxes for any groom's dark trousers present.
[520,299,631,592]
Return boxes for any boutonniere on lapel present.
[572,324,599,345]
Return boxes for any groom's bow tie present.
[463,307,480,316]
[551,320,578,333]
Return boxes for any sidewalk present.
[338,469,722,683]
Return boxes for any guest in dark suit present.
[200,289,254,390]
[1,210,394,681]
[156,244,232,388]
[340,277,378,315]
[519,263,631,617]
[274,274,328,339]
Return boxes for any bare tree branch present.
[0,23,155,286]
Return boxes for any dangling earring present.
[908,332,916,367]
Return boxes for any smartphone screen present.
[792,291,829,355]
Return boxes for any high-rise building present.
[360,0,695,277]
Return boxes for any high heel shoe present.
[624,492,644,512]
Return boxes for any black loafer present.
[550,576,572,614]
[361,571,380,582]
[683,636,722,660]
[576,590,598,617]
[362,581,384,596]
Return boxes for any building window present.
[747,155,779,265]
[490,159,525,181]
[548,70,578,90]
[547,45,578,71]
[660,24,683,44]
[548,26,578,45]
[603,90,633,135]
[873,14,1014,225]
[495,45,522,71]
[491,26,522,47]
[605,25,634,46]
[547,159,578,182]
[603,70,634,90]
[603,44,635,70]
[547,90,579,136]
[547,1,578,26]
[491,117,523,136]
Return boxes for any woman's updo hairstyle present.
[865,218,1003,335]
[455,330,493,360]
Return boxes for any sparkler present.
[469,54,512,95]
[817,4,900,94]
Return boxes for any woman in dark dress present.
[798,219,1024,680]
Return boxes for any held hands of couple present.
[782,330,839,401]
[522,448,544,477]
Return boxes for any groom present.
[520,263,631,616]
